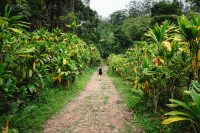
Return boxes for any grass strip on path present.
[11,67,97,133]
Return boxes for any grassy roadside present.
[10,67,97,133]
[107,70,174,133]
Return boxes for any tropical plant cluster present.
[108,14,200,132]
[0,0,100,44]
[0,27,100,131]
[97,0,186,58]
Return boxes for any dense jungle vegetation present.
[0,0,200,132]
[106,0,200,132]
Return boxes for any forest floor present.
[43,67,142,133]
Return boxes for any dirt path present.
[44,67,141,133]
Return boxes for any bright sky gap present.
[90,0,132,17]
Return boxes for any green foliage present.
[0,25,100,132]
[163,80,200,132]
[151,15,178,25]
[107,14,200,132]
[178,13,200,80]
[145,20,178,53]
[96,19,132,58]
[0,5,29,33]
[0,0,100,44]
[151,0,182,16]
[110,10,127,25]
[151,0,182,24]
[127,0,154,17]
[108,71,174,133]
[6,67,97,132]
[186,0,200,12]
[122,16,151,41]
[65,20,81,34]
[96,15,151,58]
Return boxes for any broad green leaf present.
[169,99,192,111]
[0,78,3,85]
[143,68,155,76]
[0,18,8,25]
[164,111,192,117]
[167,103,179,107]
[0,63,4,77]
[189,89,200,111]
[22,70,26,79]
[191,80,200,92]
[28,85,36,93]
[9,15,24,21]
[18,47,35,53]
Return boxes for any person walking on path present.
[98,66,103,81]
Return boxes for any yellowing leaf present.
[163,41,171,51]
[145,80,150,95]
[35,35,40,40]
[68,80,70,88]
[8,27,23,34]
[197,37,200,41]
[134,66,137,73]
[162,117,189,125]
[198,50,200,61]
[29,69,33,77]
[33,62,36,71]
[58,68,61,73]
[180,42,188,45]
[22,70,26,78]
[53,76,61,83]
[159,58,165,64]
[178,48,185,51]
[58,76,61,83]
[63,59,67,65]
[173,35,182,41]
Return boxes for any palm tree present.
[145,21,178,112]
[178,14,200,80]
[145,20,178,65]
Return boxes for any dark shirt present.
[98,67,103,75]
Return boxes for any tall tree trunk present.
[49,3,56,31]
[71,0,74,13]
[153,85,158,113]
[0,36,3,61]
[195,49,199,80]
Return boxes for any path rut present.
[43,67,141,133]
